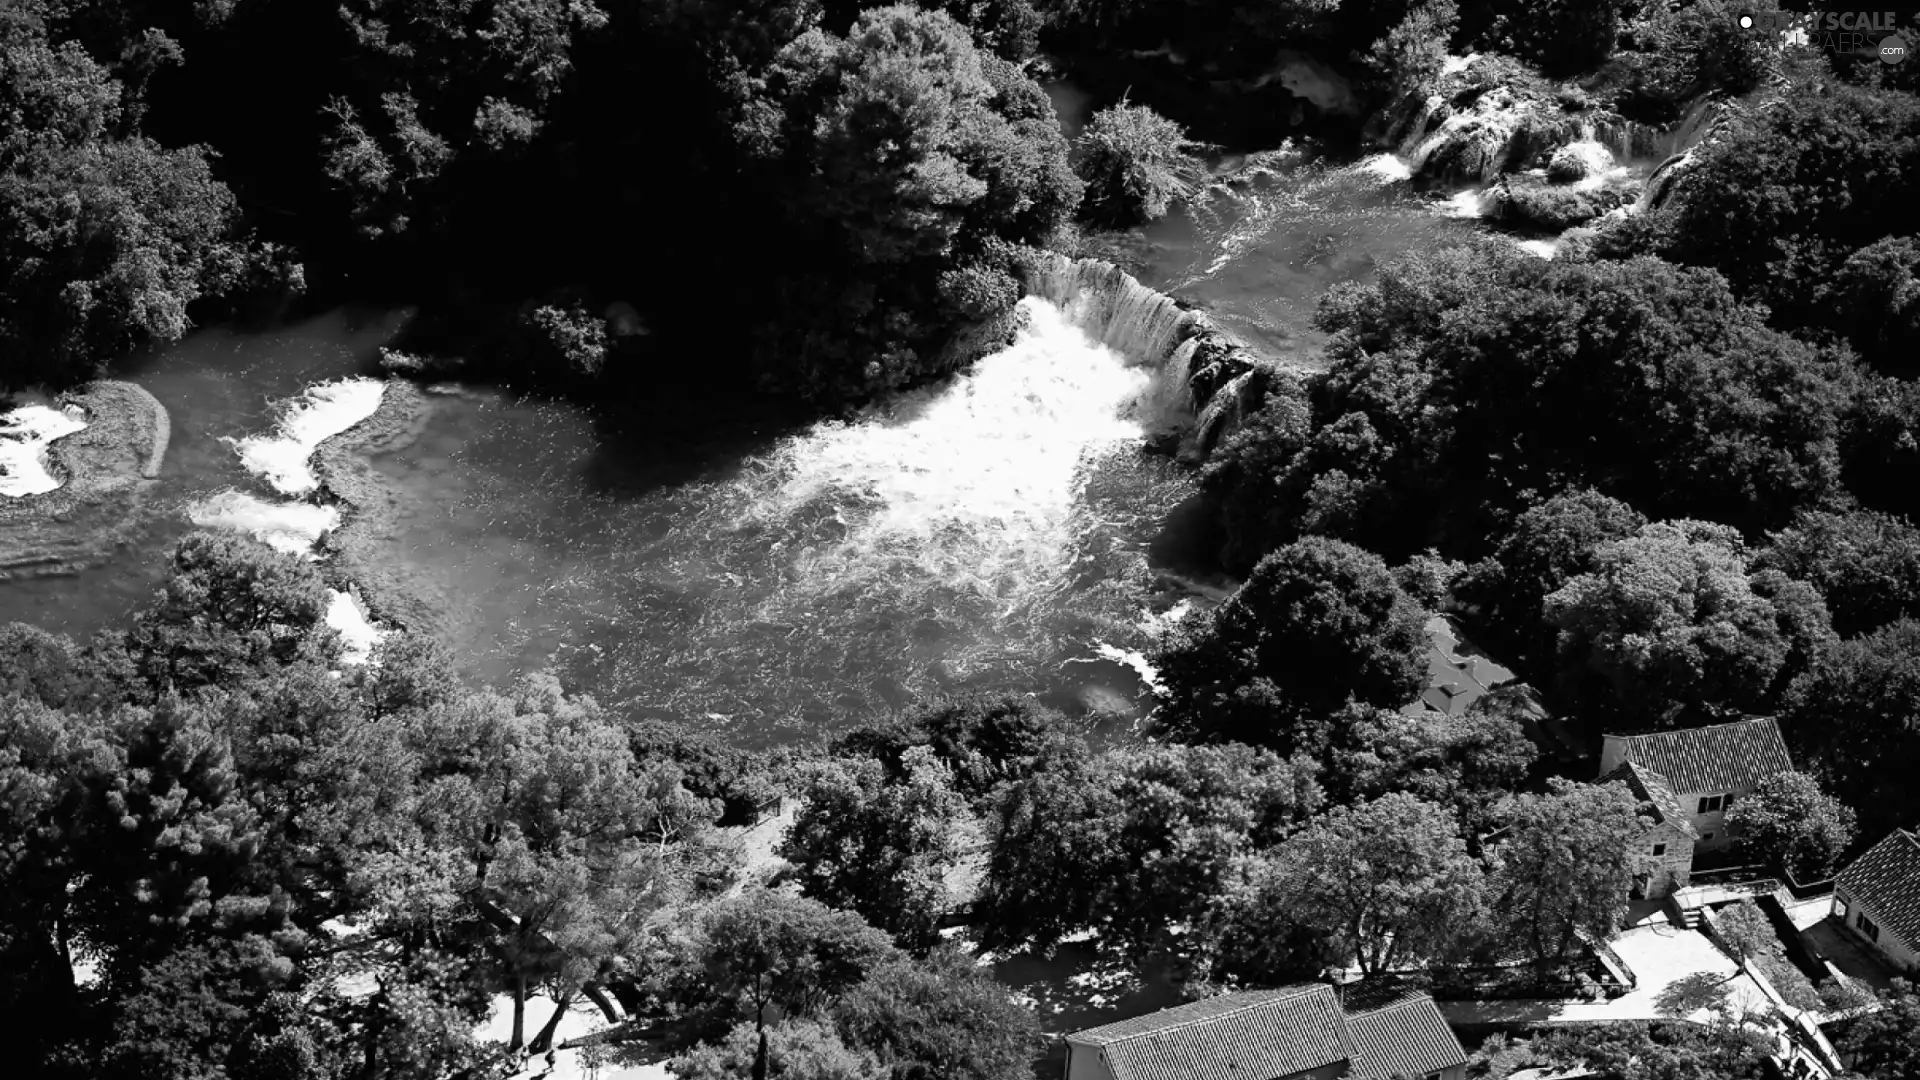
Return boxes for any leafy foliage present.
[780,748,971,951]
[1544,520,1831,724]
[1260,245,1859,560]
[1074,98,1208,226]
[1657,80,1920,371]
[1153,536,1429,747]
[1726,771,1856,882]
[1270,793,1487,976]
[1780,618,1920,839]
[1491,780,1650,973]
[1757,508,1920,639]
[976,738,1320,957]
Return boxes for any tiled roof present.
[1601,718,1792,795]
[1346,993,1468,1080]
[1838,829,1920,950]
[1600,761,1699,839]
[1068,985,1468,1080]
[1409,615,1515,717]
[1068,987,1353,1080]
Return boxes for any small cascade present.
[1187,370,1255,459]
[1025,254,1199,366]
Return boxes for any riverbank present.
[0,381,170,579]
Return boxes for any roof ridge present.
[1087,986,1334,1045]
[1603,716,1777,740]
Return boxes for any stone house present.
[1832,828,1920,974]
[1062,985,1466,1080]
[1599,760,1698,900]
[1596,717,1794,854]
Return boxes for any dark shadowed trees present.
[1154,536,1428,747]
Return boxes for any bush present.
[1486,0,1631,77]
[1075,99,1209,226]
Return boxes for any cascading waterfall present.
[1025,254,1200,365]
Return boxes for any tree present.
[317,0,610,237]
[976,739,1320,957]
[1488,0,1630,76]
[0,9,296,389]
[1273,793,1487,977]
[1828,235,1920,374]
[780,748,970,951]
[672,1018,883,1080]
[833,947,1043,1080]
[1074,98,1208,226]
[122,533,338,695]
[1725,772,1856,882]
[1757,508,1920,639]
[1658,81,1920,369]
[735,5,1079,401]
[1313,698,1538,833]
[1294,246,1860,557]
[1492,780,1650,973]
[1154,536,1428,746]
[1833,979,1920,1080]
[1454,488,1648,668]
[1545,520,1831,724]
[680,892,898,1038]
[1199,374,1315,574]
[1713,901,1776,970]
[1779,619,1920,838]
[1369,0,1458,96]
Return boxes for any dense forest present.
[8,0,1920,1078]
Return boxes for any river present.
[0,92,1489,746]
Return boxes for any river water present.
[0,98,1486,746]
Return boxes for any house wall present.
[1836,887,1920,973]
[1641,822,1695,899]
[1678,793,1734,852]
[1064,1040,1110,1080]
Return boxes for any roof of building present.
[1838,829,1920,949]
[1067,986,1463,1080]
[1408,614,1516,717]
[1346,993,1469,1079]
[1600,717,1792,796]
[1600,761,1700,839]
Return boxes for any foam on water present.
[734,298,1154,597]
[1442,187,1491,218]
[0,404,88,497]
[188,490,340,556]
[1357,153,1413,183]
[230,378,386,495]
[1516,238,1560,259]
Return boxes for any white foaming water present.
[326,591,385,664]
[1515,238,1560,260]
[736,298,1159,597]
[230,378,386,495]
[1358,153,1413,183]
[188,490,340,556]
[1442,188,1491,218]
[0,404,88,497]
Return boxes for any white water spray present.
[0,404,88,497]
[229,378,387,495]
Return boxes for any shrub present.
[1075,98,1209,226]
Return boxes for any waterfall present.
[1025,254,1200,366]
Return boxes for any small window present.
[1652,843,1668,857]
[1697,793,1729,813]
[1702,832,1715,843]
[1860,912,1881,942]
